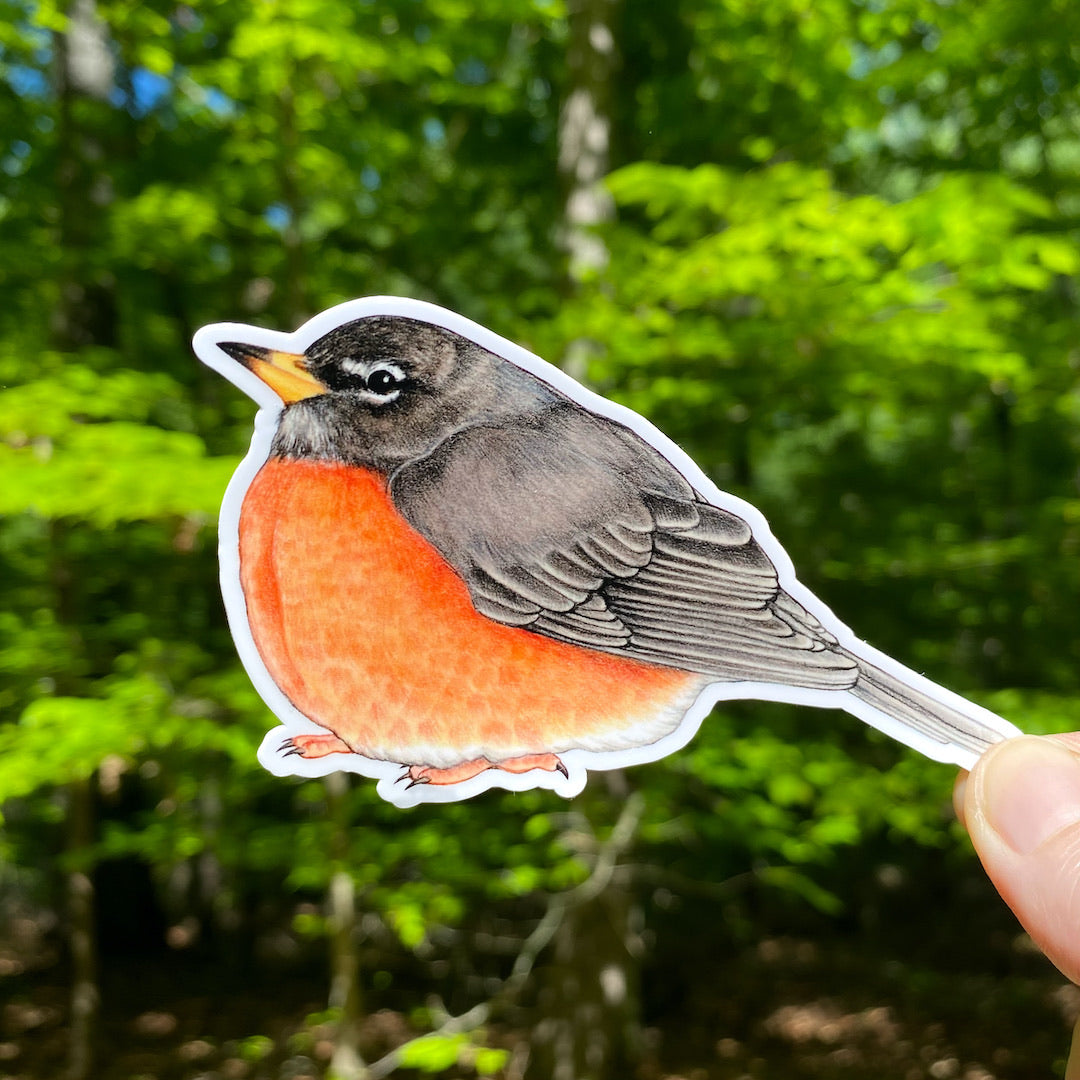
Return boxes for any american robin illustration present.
[194,298,1019,805]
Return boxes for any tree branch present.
[365,792,645,1079]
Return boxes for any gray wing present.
[390,403,857,691]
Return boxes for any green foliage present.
[2,0,1079,1072]
[0,361,236,521]
[398,1031,510,1076]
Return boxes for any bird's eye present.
[365,365,404,397]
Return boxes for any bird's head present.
[218,315,556,471]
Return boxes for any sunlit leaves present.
[110,185,222,269]
[0,360,237,523]
[398,1031,509,1076]
[1,5,1079,1064]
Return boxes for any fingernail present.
[952,773,968,826]
[981,737,1080,855]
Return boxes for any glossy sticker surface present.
[193,297,1021,806]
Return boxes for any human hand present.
[955,734,1080,1078]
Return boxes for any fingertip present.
[974,736,1080,855]
[963,735,1080,987]
[1051,731,1080,756]
[952,769,969,828]
[956,736,1023,837]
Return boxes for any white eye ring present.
[340,359,405,403]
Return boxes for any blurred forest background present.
[3,0,1080,1078]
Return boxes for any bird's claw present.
[280,737,303,758]
[396,765,431,789]
[277,732,351,760]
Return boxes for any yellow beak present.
[218,343,326,404]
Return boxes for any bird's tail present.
[849,659,1020,769]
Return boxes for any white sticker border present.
[194,296,1020,808]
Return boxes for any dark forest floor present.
[1,891,1075,1080]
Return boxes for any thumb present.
[956,734,1080,986]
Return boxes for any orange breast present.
[238,458,697,766]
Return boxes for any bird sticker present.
[193,297,1021,807]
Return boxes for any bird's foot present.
[397,758,494,789]
[395,754,568,790]
[496,753,569,778]
[281,733,352,759]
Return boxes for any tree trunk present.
[326,772,367,1080]
[52,0,117,352]
[528,884,642,1080]
[526,776,643,1080]
[558,0,619,282]
[51,6,117,1075]
[532,8,643,1076]
[65,777,98,1080]
[277,79,308,327]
